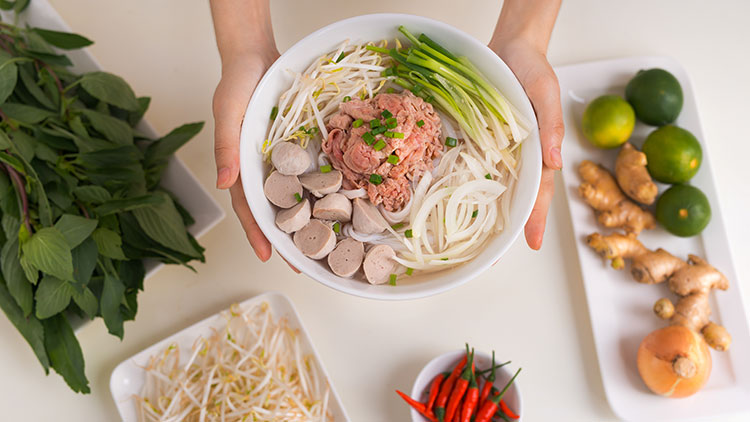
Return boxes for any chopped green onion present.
[365,44,390,54]
[406,267,414,276]
[441,257,449,261]
[352,119,364,128]
[385,117,398,129]
[333,222,341,233]
[382,67,396,77]
[335,52,346,63]
[342,96,351,102]
[299,126,305,132]
[381,109,393,119]
[370,119,381,129]
[387,88,395,93]
[411,84,423,94]
[369,174,383,185]
[404,229,413,238]
[363,132,375,145]
[416,119,425,127]
[485,173,492,180]
[384,131,404,139]
[373,140,387,151]
[387,154,399,165]
[307,127,319,136]
[294,192,302,203]
[424,95,434,103]
[270,106,278,120]
[389,274,397,285]
[391,222,404,230]
[472,210,478,218]
[445,137,457,147]
[320,165,332,173]
[372,126,387,135]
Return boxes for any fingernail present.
[550,147,563,170]
[217,167,231,189]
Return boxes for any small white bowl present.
[409,350,523,422]
[240,14,541,300]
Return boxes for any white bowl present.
[240,14,541,300]
[410,349,523,421]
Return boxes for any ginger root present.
[587,231,731,351]
[578,160,655,234]
[615,143,658,205]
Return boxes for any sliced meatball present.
[293,219,336,260]
[299,170,343,197]
[275,199,311,233]
[264,171,303,209]
[271,141,311,175]
[363,244,396,285]
[313,193,352,222]
[352,198,387,233]
[327,238,364,278]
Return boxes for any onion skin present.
[637,325,711,398]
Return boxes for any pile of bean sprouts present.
[263,38,528,275]
[136,302,332,422]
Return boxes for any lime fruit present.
[581,95,636,149]
[625,68,683,126]
[642,125,702,183]
[656,184,711,237]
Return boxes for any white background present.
[1,1,748,421]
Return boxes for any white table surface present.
[1,1,748,421]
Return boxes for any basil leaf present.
[101,272,125,339]
[94,193,163,216]
[79,71,139,111]
[0,102,56,124]
[0,53,18,105]
[19,64,56,110]
[43,314,90,393]
[33,29,94,50]
[54,214,98,249]
[0,280,49,372]
[0,149,25,173]
[71,237,97,287]
[91,227,126,260]
[21,227,74,282]
[22,50,73,67]
[35,275,74,319]
[34,141,59,163]
[19,253,39,284]
[144,122,204,168]
[71,287,97,319]
[132,192,199,258]
[1,236,33,316]
[9,130,36,162]
[79,109,133,145]
[128,96,150,127]
[72,185,111,204]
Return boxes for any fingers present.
[526,66,565,171]
[280,254,300,274]
[524,166,556,250]
[229,181,272,261]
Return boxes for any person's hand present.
[489,37,564,250]
[213,49,294,267]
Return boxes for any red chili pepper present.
[499,398,520,419]
[459,364,480,422]
[396,390,437,422]
[426,372,447,413]
[445,347,474,422]
[434,353,468,422]
[452,398,462,422]
[478,351,496,409]
[474,368,521,422]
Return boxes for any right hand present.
[213,49,291,266]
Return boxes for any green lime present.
[642,125,702,183]
[581,95,636,149]
[625,68,683,126]
[656,184,711,237]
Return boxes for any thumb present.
[526,67,564,170]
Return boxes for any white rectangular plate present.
[110,291,349,421]
[556,56,750,421]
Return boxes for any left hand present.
[489,37,564,250]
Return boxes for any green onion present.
[404,229,413,238]
[424,95,434,103]
[387,88,395,93]
[294,192,302,203]
[384,131,404,139]
[365,44,390,54]
[335,52,346,63]
[472,210,478,218]
[389,274,397,285]
[372,126,387,135]
[387,154,399,165]
[445,137,457,147]
[381,67,396,77]
[363,132,375,145]
[352,119,364,128]
[307,127,319,136]
[270,106,278,120]
[381,109,393,119]
[385,117,398,129]
[406,267,414,276]
[391,222,404,230]
[373,140,387,151]
[343,96,351,102]
[333,222,341,233]
[411,84,424,94]
[441,257,449,261]
[320,165,332,173]
[485,173,492,180]
[370,119,381,129]
[416,119,425,127]
[369,174,383,185]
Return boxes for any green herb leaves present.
[22,227,74,282]
[78,71,139,111]
[32,29,94,50]
[132,192,200,258]
[43,315,90,393]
